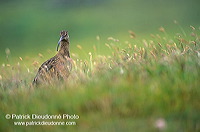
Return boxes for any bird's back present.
[33,54,72,85]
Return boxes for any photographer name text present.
[5,114,79,120]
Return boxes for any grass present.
[0,25,200,132]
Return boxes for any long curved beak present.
[57,36,63,51]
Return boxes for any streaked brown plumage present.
[33,30,72,85]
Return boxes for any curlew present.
[33,30,72,85]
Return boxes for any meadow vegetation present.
[1,0,200,131]
[0,25,199,132]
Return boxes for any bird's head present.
[57,30,69,51]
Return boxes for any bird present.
[32,30,72,85]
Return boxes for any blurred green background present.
[0,0,200,62]
[0,1,200,131]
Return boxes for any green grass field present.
[0,0,200,131]
[0,26,200,131]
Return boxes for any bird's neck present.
[58,41,70,58]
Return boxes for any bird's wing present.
[32,56,59,85]
[39,56,59,72]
